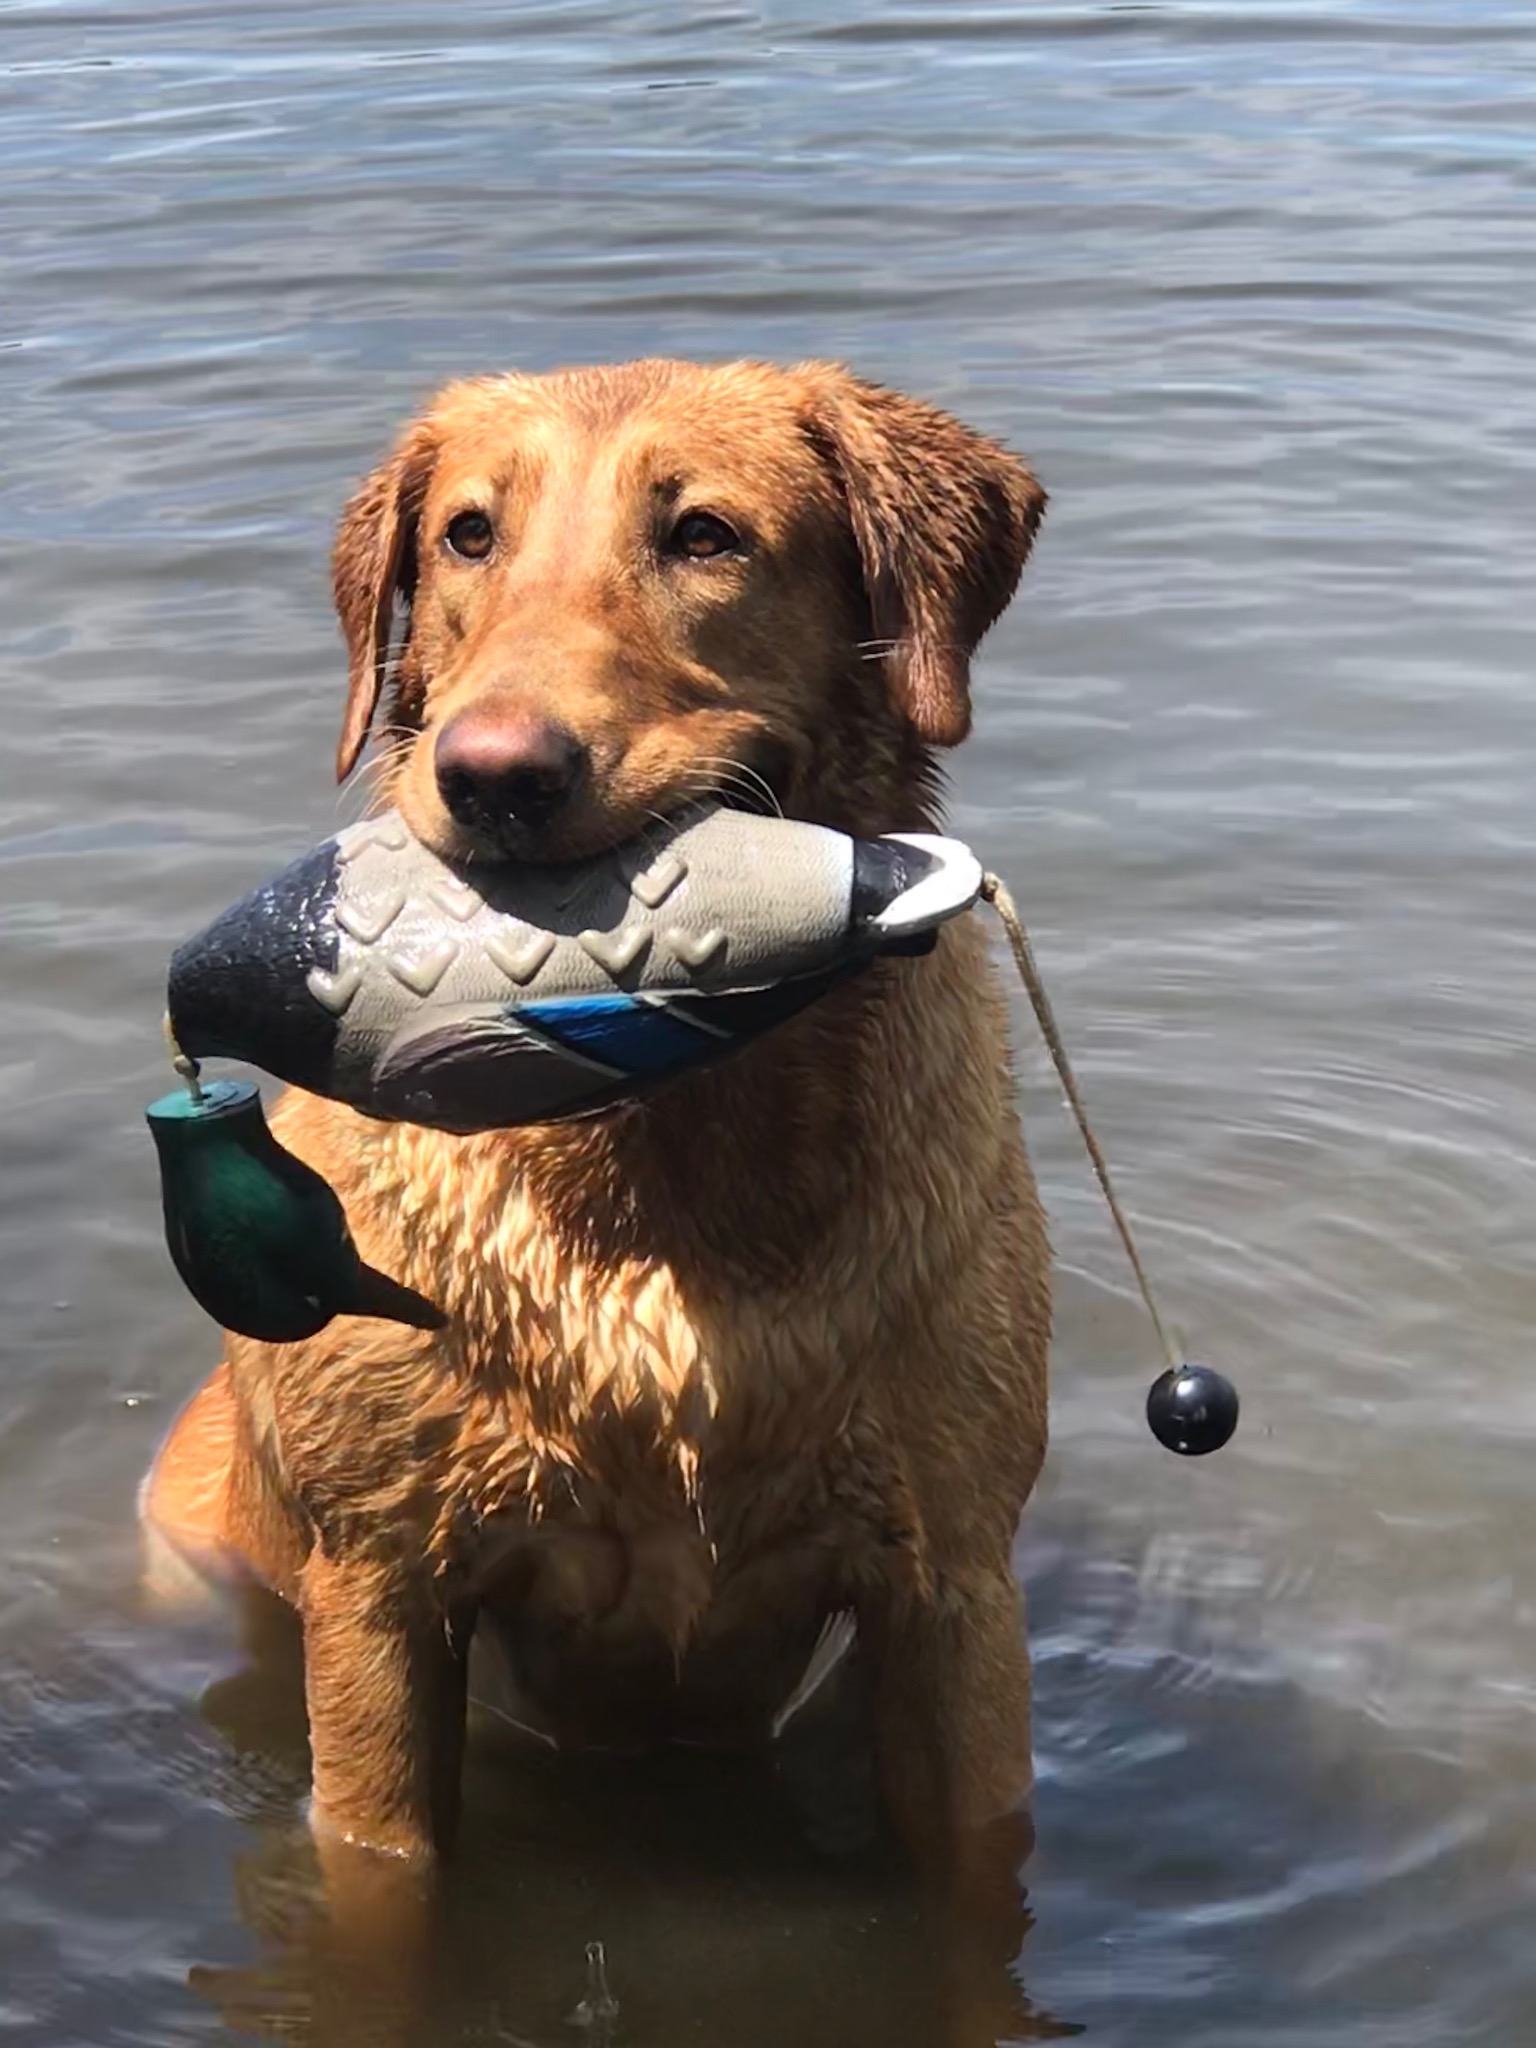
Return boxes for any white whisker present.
[336,733,414,820]
[679,755,785,820]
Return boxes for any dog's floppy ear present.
[799,366,1045,747]
[331,421,438,783]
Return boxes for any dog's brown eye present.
[670,511,740,560]
[445,510,495,561]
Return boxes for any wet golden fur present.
[144,358,1051,1872]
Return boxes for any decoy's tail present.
[350,1262,447,1332]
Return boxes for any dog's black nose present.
[435,709,589,835]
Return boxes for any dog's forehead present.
[424,361,833,506]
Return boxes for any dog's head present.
[333,359,1044,861]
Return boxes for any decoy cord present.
[981,872,1181,1374]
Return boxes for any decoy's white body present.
[167,805,984,1132]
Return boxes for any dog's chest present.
[320,1091,940,1653]
[436,1212,903,1643]
[395,1120,891,1475]
[461,1326,884,1747]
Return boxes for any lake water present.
[3,2,1535,2042]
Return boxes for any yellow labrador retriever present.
[144,359,1051,1887]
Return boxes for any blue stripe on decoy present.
[666,965,860,1039]
[519,995,721,1074]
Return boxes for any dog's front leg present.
[866,1564,1038,2037]
[299,1544,472,1861]
[867,1562,1034,1871]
